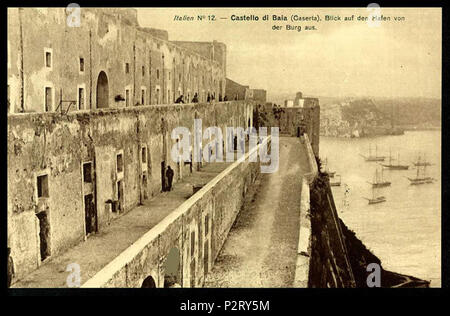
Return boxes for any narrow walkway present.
[13,162,232,288]
[204,137,310,287]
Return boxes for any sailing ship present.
[364,185,386,204]
[367,168,391,188]
[407,164,434,185]
[381,149,409,170]
[360,144,385,162]
[330,174,341,186]
[413,152,433,167]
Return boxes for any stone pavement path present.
[12,163,231,288]
[204,137,310,287]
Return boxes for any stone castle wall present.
[8,100,254,282]
[7,8,226,114]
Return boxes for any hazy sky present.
[138,8,441,100]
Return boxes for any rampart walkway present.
[204,137,310,287]
[13,163,232,288]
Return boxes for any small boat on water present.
[407,164,434,185]
[381,149,409,170]
[367,168,391,188]
[413,152,433,167]
[330,174,341,186]
[364,185,386,204]
[360,144,385,162]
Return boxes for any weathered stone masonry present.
[7,8,226,114]
[7,101,254,283]
[82,136,267,288]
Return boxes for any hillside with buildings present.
[320,97,441,137]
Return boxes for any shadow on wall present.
[163,247,181,288]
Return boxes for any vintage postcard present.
[7,5,441,296]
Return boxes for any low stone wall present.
[82,136,271,287]
[293,134,317,287]
[293,177,312,287]
[303,134,318,182]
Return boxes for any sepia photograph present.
[6,4,443,296]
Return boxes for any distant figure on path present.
[207,93,211,102]
[192,93,199,103]
[224,95,228,101]
[166,166,174,191]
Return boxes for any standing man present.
[166,165,174,191]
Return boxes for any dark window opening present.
[142,276,156,288]
[79,58,84,72]
[190,231,195,257]
[156,69,160,79]
[142,147,147,163]
[125,63,130,74]
[141,89,145,105]
[37,174,49,198]
[78,87,85,110]
[45,51,51,67]
[45,87,52,112]
[205,215,209,235]
[142,66,145,77]
[125,89,130,107]
[83,162,92,183]
[84,194,97,235]
[156,89,160,104]
[117,153,123,172]
[96,71,109,108]
[36,211,50,261]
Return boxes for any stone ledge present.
[293,176,312,288]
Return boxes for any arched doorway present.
[163,247,181,288]
[141,275,156,288]
[96,71,109,108]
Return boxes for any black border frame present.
[1,0,448,303]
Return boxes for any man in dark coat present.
[175,95,184,103]
[166,166,174,191]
